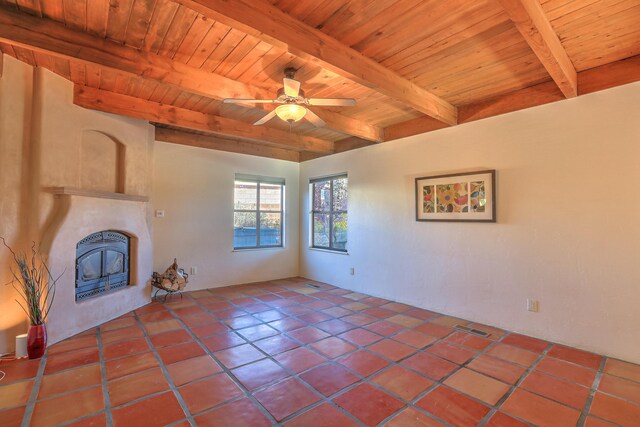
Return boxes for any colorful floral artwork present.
[436,183,468,213]
[470,181,486,212]
[423,185,435,213]
[415,170,495,222]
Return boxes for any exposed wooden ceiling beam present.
[578,54,640,96]
[0,6,380,142]
[312,109,383,143]
[383,54,640,141]
[384,116,449,142]
[73,85,334,154]
[299,152,330,162]
[0,7,259,99]
[173,0,458,126]
[461,54,640,123]
[334,137,376,153]
[459,80,563,123]
[155,127,300,162]
[497,0,577,98]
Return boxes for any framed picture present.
[415,170,496,222]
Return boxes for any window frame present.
[310,174,348,252]
[233,175,285,250]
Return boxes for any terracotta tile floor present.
[1,277,639,426]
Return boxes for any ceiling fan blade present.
[283,78,301,97]
[307,98,357,106]
[254,110,278,125]
[223,98,277,104]
[304,109,326,127]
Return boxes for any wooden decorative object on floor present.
[151,258,189,301]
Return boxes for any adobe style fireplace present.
[76,230,130,301]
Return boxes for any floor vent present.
[306,283,321,289]
[454,324,490,338]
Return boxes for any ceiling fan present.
[223,68,356,127]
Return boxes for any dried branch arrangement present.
[2,238,63,325]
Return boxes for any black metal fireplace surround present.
[76,231,130,301]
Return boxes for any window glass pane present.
[313,213,330,247]
[234,181,257,210]
[260,183,282,211]
[313,181,331,211]
[260,213,281,246]
[333,178,348,211]
[332,213,348,250]
[234,212,257,247]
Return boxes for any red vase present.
[27,324,47,359]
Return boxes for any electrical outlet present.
[527,299,539,312]
[349,267,355,275]
[190,267,197,275]
[155,210,165,218]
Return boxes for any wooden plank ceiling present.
[0,0,639,162]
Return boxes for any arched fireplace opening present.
[75,231,130,301]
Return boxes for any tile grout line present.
[15,285,440,427]
[476,340,553,427]
[20,351,47,427]
[195,288,370,426]
[170,289,370,426]
[40,334,112,427]
[159,285,622,424]
[6,338,115,425]
[474,334,612,425]
[378,329,510,426]
[133,305,198,426]
[395,338,502,426]
[94,326,115,427]
[219,291,470,426]
[19,278,628,427]
[369,328,546,426]
[159,295,280,426]
[231,289,416,426]
[188,284,506,426]
[330,308,510,425]
[577,356,608,427]
[58,310,606,426]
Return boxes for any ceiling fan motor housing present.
[284,67,297,79]
[276,87,305,102]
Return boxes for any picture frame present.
[415,170,496,222]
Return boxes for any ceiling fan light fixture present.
[275,104,306,123]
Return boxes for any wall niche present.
[79,130,126,193]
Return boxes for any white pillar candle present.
[15,333,28,358]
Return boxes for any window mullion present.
[329,179,334,249]
[256,182,261,247]
[312,183,316,248]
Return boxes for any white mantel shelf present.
[47,187,149,202]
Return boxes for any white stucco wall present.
[300,82,640,364]
[151,141,300,290]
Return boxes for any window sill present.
[232,246,285,253]
[307,247,349,255]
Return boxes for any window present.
[234,175,284,249]
[311,174,348,252]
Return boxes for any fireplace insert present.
[76,231,130,301]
